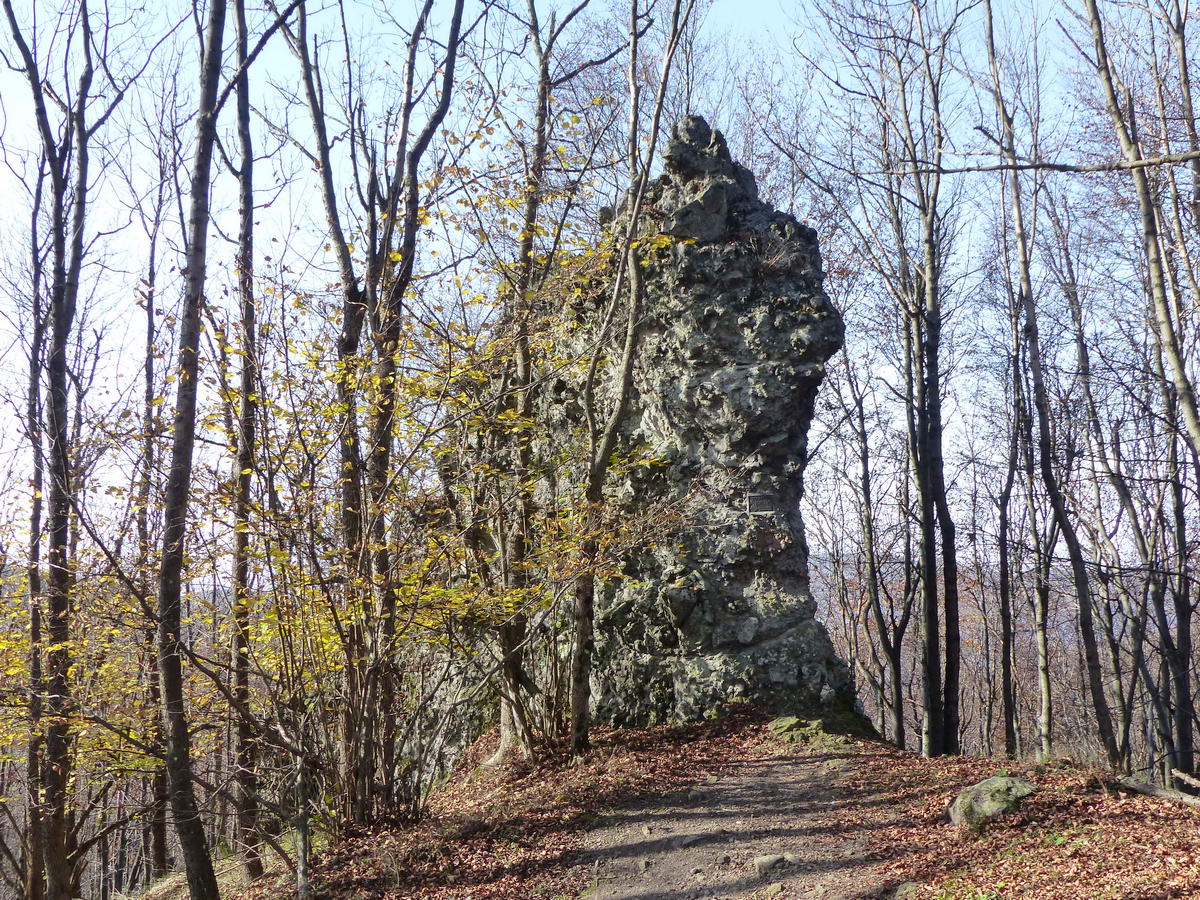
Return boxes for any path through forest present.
[578,747,912,900]
[296,711,1200,900]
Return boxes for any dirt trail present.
[577,748,910,900]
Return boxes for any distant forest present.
[0,0,1198,898]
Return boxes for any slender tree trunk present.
[41,40,93,900]
[1096,574,1133,771]
[568,548,598,753]
[983,0,1020,761]
[985,5,1118,764]
[24,214,46,900]
[917,27,958,755]
[491,11,556,762]
[1162,376,1194,781]
[850,383,904,747]
[1020,392,1055,764]
[569,0,693,754]
[996,414,1018,758]
[1169,489,1194,779]
[231,0,262,876]
[926,331,959,755]
[1023,254,1118,765]
[156,0,228,894]
[294,757,312,900]
[908,313,943,757]
[139,218,170,883]
[290,0,368,821]
[1034,556,1053,762]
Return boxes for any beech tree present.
[1,0,149,893]
[734,0,1199,775]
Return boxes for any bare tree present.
[155,0,229,892]
[0,0,144,893]
[984,0,1120,766]
[568,0,698,755]
[282,0,468,823]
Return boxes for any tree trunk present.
[1033,558,1053,762]
[996,413,1018,758]
[137,179,171,886]
[24,210,46,900]
[850,381,904,748]
[984,4,1118,763]
[908,313,943,757]
[568,0,693,753]
[231,0,262,876]
[156,0,228,894]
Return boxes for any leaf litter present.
[238,707,1200,900]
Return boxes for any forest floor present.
[232,707,1200,900]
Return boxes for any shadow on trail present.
[576,748,943,900]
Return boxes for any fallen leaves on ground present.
[807,740,1200,900]
[240,710,1200,900]
[246,707,768,900]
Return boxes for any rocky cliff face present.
[579,116,854,724]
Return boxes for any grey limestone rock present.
[947,776,1038,829]
[754,854,793,876]
[564,115,853,725]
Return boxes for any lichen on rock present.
[947,776,1038,830]
[567,115,854,724]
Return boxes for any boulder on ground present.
[766,706,875,749]
[947,776,1037,829]
[768,716,847,750]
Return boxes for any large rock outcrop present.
[575,116,853,724]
